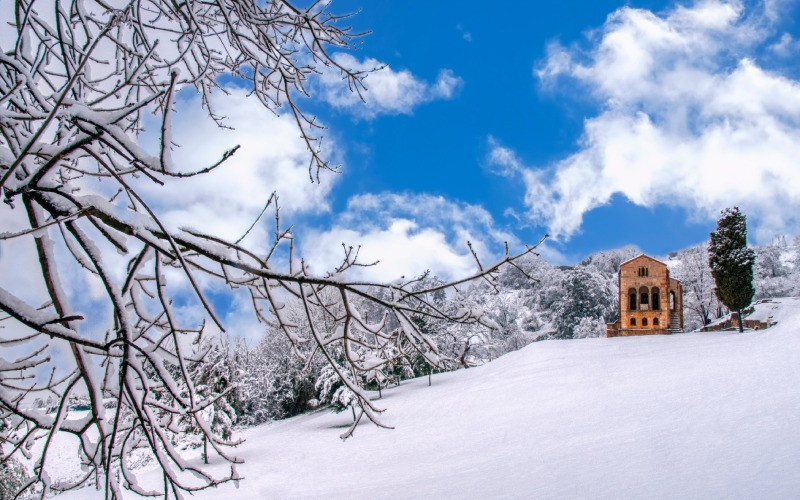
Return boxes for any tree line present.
[159,229,799,439]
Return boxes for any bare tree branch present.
[0,1,546,497]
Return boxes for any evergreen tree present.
[185,337,238,463]
[551,268,613,339]
[0,456,29,499]
[708,207,756,332]
[315,365,357,416]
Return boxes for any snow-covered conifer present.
[709,207,756,332]
[315,365,357,415]
[552,269,613,339]
[0,456,29,498]
[185,337,239,463]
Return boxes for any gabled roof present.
[619,254,668,268]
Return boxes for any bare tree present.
[673,244,725,330]
[0,0,544,497]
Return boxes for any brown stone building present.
[606,255,683,337]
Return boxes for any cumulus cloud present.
[317,54,463,119]
[300,193,518,281]
[136,87,337,243]
[495,0,800,242]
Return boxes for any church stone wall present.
[608,255,682,337]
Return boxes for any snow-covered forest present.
[103,296,800,499]
[8,236,795,496]
[17,242,800,500]
[178,236,800,429]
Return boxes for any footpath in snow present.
[65,297,800,499]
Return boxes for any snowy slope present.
[746,297,799,325]
[64,298,800,499]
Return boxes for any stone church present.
[606,255,683,337]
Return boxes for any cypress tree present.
[708,207,755,332]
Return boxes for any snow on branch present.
[0,0,546,497]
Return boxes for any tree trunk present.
[738,309,744,333]
[461,344,471,369]
[203,436,208,464]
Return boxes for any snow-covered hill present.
[61,298,800,499]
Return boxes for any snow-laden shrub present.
[572,316,607,339]
[0,457,29,499]
[315,366,356,413]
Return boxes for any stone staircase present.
[668,311,682,333]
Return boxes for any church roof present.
[619,254,668,268]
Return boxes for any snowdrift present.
[64,297,800,499]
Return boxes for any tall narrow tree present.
[709,207,756,332]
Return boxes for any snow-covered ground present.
[62,297,800,499]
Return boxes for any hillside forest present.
[159,236,800,433]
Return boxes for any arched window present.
[628,288,637,310]
[669,291,676,311]
[639,286,649,309]
[637,267,649,277]
[630,318,636,327]
[642,318,648,326]
[653,317,660,326]
[651,287,660,310]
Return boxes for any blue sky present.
[319,1,717,254]
[161,0,800,280]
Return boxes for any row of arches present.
[628,287,676,311]
[630,317,659,327]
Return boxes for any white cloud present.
[0,204,49,306]
[317,54,463,119]
[0,86,326,346]
[763,0,799,21]
[486,136,525,178]
[503,0,800,242]
[770,32,800,56]
[136,87,337,243]
[300,193,518,281]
